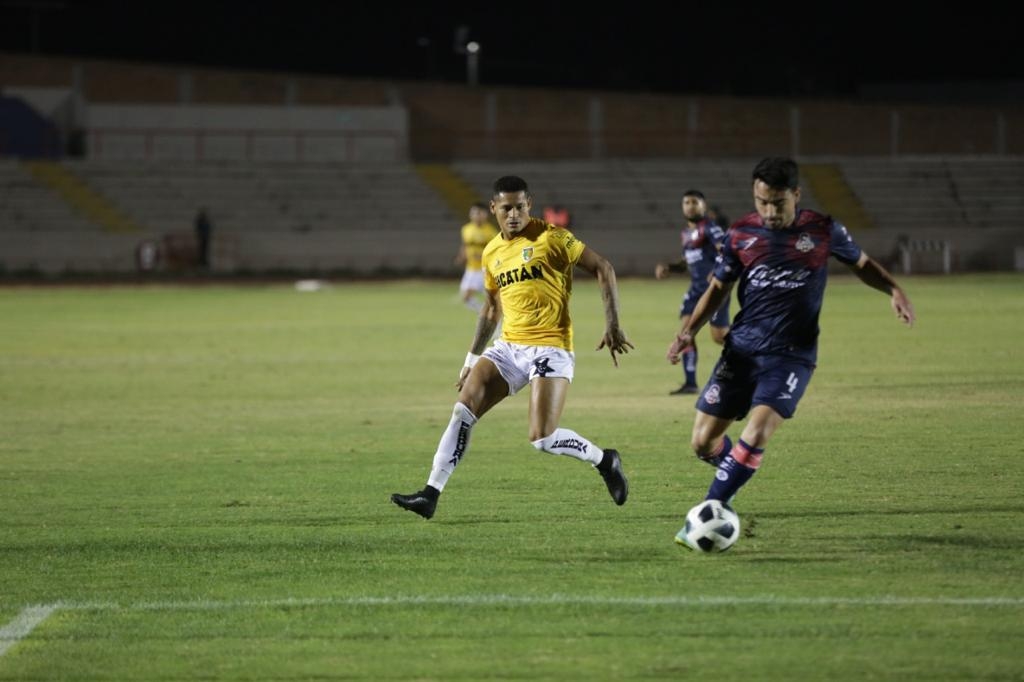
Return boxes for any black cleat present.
[391,487,439,519]
[596,449,629,505]
[669,384,699,395]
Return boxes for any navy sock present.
[705,439,763,502]
[682,348,698,386]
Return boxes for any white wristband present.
[464,352,481,369]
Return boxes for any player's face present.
[491,191,532,236]
[468,206,488,224]
[753,180,801,229]
[681,196,706,222]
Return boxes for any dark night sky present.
[1,1,1020,100]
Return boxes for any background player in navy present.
[665,158,915,547]
[656,189,730,395]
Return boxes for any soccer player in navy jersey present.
[666,158,915,548]
[656,189,731,395]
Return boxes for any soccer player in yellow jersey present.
[392,176,634,519]
[455,202,499,311]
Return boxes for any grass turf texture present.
[1,274,1022,680]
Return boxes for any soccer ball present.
[676,500,740,553]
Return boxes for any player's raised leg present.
[528,376,628,505]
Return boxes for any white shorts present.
[460,270,485,293]
[482,340,575,395]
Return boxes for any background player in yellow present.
[455,202,499,311]
[392,176,634,519]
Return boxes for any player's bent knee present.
[690,427,717,455]
[691,439,715,457]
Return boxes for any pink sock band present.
[732,441,764,469]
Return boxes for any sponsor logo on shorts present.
[776,392,792,400]
[704,384,721,405]
[533,357,554,377]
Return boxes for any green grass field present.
[2,274,1022,680]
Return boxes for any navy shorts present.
[695,349,815,420]
[680,287,731,328]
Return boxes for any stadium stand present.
[1,54,1021,275]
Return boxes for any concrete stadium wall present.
[85,104,407,162]
[2,53,1020,161]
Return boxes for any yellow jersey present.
[483,219,586,351]
[461,221,499,271]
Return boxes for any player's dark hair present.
[470,202,489,211]
[493,175,530,197]
[752,157,799,190]
[682,189,705,201]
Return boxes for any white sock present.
[532,428,603,466]
[427,402,478,491]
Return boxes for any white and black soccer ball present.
[677,500,740,553]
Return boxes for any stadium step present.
[23,161,142,234]
[802,163,876,231]
[415,163,486,218]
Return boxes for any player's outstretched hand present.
[597,327,634,367]
[666,332,694,364]
[455,365,472,391]
[892,289,916,327]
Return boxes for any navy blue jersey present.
[713,209,862,362]
[682,218,726,292]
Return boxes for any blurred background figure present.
[194,207,213,269]
[655,190,730,395]
[455,202,498,311]
[543,205,572,228]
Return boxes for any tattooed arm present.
[577,246,634,367]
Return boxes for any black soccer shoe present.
[669,384,699,395]
[390,486,439,519]
[596,449,629,505]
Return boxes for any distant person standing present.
[655,190,730,395]
[455,203,499,311]
[194,208,213,269]
[543,205,572,228]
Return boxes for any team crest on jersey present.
[704,384,721,405]
[522,247,534,262]
[795,233,815,253]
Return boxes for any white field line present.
[44,594,1024,613]
[0,604,58,658]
